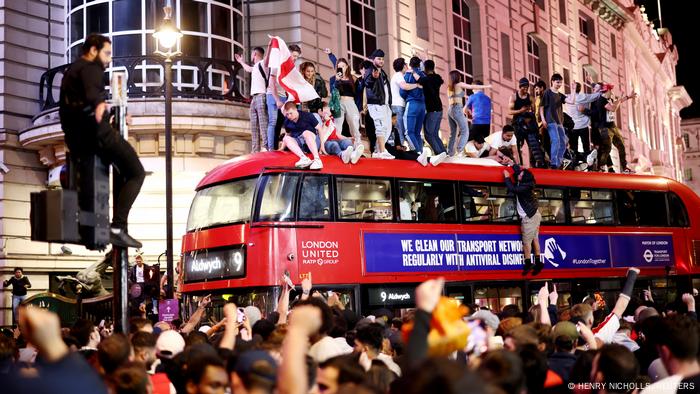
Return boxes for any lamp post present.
[154,4,182,300]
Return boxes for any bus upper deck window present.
[399,180,456,222]
[187,177,257,231]
[668,192,689,227]
[258,174,300,222]
[337,177,393,221]
[299,175,331,221]
[569,189,614,225]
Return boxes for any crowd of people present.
[1,267,698,394]
[238,43,638,173]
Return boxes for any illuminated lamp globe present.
[154,18,182,51]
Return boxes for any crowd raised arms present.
[236,41,639,175]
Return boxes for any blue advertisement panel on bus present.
[363,232,674,273]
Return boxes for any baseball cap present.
[156,330,185,359]
[234,350,278,384]
[468,310,500,331]
[552,321,579,342]
[518,77,530,87]
[601,83,614,92]
[369,49,385,59]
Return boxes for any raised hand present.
[549,284,558,306]
[415,277,444,313]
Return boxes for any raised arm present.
[219,303,239,350]
[278,305,321,394]
[181,294,211,334]
[234,54,253,73]
[537,283,552,326]
[458,82,491,90]
[323,48,337,68]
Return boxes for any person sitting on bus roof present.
[503,164,542,275]
[317,102,364,164]
[465,135,491,158]
[487,125,520,165]
[385,113,446,167]
[281,101,323,170]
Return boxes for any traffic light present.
[30,153,110,250]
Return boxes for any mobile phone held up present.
[237,307,246,323]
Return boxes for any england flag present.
[265,36,319,104]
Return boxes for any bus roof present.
[197,152,672,191]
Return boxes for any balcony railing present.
[39,55,248,112]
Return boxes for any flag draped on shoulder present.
[265,36,319,104]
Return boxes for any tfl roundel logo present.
[643,249,654,263]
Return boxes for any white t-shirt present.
[465,141,491,157]
[390,72,405,107]
[400,200,412,220]
[486,131,516,149]
[250,61,267,96]
[308,336,353,363]
[266,67,287,97]
[136,265,144,283]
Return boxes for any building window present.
[563,68,571,94]
[346,0,377,73]
[501,33,512,80]
[559,0,567,25]
[452,0,473,82]
[610,33,617,59]
[526,35,542,84]
[416,0,430,41]
[579,12,595,43]
[683,133,690,149]
[685,168,693,181]
[534,0,545,10]
[582,66,595,94]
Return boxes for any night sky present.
[636,0,699,119]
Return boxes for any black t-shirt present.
[591,96,612,129]
[679,373,700,393]
[59,58,107,116]
[421,73,444,113]
[4,276,30,296]
[540,89,564,124]
[283,111,319,137]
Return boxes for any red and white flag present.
[265,36,319,104]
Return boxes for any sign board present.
[364,232,674,274]
[367,286,415,307]
[183,246,246,283]
[159,299,179,322]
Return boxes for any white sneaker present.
[309,158,323,170]
[295,156,312,168]
[351,144,364,164]
[381,151,395,160]
[586,149,597,167]
[430,152,448,166]
[372,151,385,159]
[341,146,353,164]
[416,151,428,166]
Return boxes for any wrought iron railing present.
[39,55,248,112]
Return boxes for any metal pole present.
[112,247,129,333]
[165,57,175,299]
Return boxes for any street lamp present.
[154,4,182,300]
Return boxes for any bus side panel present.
[248,227,297,287]
[292,223,363,285]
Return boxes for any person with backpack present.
[235,47,269,152]
[508,77,545,168]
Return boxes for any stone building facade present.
[0,0,692,323]
[681,118,700,197]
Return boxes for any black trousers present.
[569,127,591,158]
[64,115,145,230]
[364,113,377,153]
[470,123,490,140]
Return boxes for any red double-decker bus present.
[179,152,700,317]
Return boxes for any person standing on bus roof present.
[504,165,543,275]
[281,101,323,170]
[235,47,268,153]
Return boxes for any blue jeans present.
[404,101,426,153]
[324,139,353,157]
[266,94,284,150]
[424,111,446,154]
[391,105,406,145]
[547,123,567,167]
[12,294,26,323]
[447,104,469,155]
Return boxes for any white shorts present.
[368,104,392,140]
